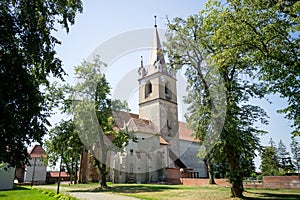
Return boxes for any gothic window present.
[165,83,169,94]
[145,81,152,98]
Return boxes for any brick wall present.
[166,178,231,186]
[167,177,300,189]
[263,176,300,189]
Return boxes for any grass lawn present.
[54,183,300,200]
[0,186,76,200]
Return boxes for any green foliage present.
[290,136,300,175]
[277,139,294,173]
[260,146,279,176]
[205,0,300,136]
[111,99,131,112]
[73,58,136,187]
[45,119,82,182]
[166,0,299,196]
[37,188,77,200]
[0,187,76,200]
[0,0,83,167]
[165,5,267,198]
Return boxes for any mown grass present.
[55,182,300,200]
[0,186,77,200]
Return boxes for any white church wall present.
[179,140,208,178]
[111,131,163,183]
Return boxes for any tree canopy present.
[73,58,136,187]
[45,119,82,183]
[0,0,83,167]
[165,0,299,197]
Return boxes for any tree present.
[73,58,136,187]
[204,0,300,136]
[260,146,279,176]
[111,99,130,112]
[45,119,82,184]
[166,0,300,196]
[165,12,267,196]
[290,137,300,176]
[0,0,83,167]
[277,139,294,173]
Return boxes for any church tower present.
[138,17,179,166]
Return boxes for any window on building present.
[145,81,152,98]
[165,83,169,95]
[165,83,171,100]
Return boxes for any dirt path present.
[35,185,140,200]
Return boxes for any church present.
[109,21,208,183]
[80,21,208,184]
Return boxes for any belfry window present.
[165,83,169,95]
[145,81,152,98]
[165,82,171,100]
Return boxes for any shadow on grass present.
[243,190,300,200]
[69,184,180,194]
[14,187,31,190]
[0,187,30,198]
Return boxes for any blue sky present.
[52,0,294,170]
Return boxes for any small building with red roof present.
[23,145,47,184]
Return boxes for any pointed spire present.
[148,15,165,67]
[140,56,143,67]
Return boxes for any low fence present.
[263,176,300,189]
[167,178,231,187]
[167,176,300,189]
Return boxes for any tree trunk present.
[100,147,108,187]
[70,157,73,184]
[74,158,78,184]
[100,162,108,187]
[225,145,244,197]
[205,158,216,184]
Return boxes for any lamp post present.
[30,157,37,187]
[180,168,184,185]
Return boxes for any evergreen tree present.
[260,146,279,176]
[290,137,300,176]
[277,140,294,174]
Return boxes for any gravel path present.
[35,185,140,200]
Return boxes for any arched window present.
[145,81,152,98]
[165,82,171,100]
[165,83,169,95]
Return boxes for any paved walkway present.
[68,192,140,200]
[35,185,140,200]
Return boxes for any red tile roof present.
[29,145,46,158]
[178,121,199,142]
[159,136,169,145]
[46,171,70,178]
[112,111,199,142]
